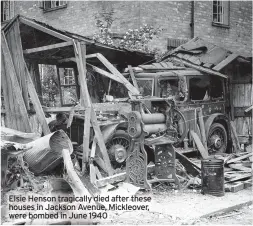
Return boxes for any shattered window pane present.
[210,77,223,99]
[189,77,210,101]
[136,79,154,96]
[160,79,179,98]
[61,86,78,105]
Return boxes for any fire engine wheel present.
[106,130,130,169]
[207,123,227,154]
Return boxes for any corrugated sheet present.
[161,37,248,72]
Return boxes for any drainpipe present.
[190,1,194,38]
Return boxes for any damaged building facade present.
[1,0,252,56]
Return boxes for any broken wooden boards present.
[1,127,40,143]
[190,130,209,159]
[222,152,252,192]
[23,130,73,175]
[1,140,34,187]
[62,149,91,197]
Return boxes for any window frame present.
[1,0,14,22]
[57,67,78,107]
[189,76,211,102]
[212,0,230,28]
[158,77,180,98]
[41,0,67,13]
[135,78,155,97]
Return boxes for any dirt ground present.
[105,185,253,225]
[108,205,253,225]
[2,181,252,225]
[195,205,253,225]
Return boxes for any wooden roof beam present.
[85,53,140,95]
[213,53,239,71]
[23,41,73,54]
[173,57,228,79]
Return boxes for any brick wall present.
[194,1,252,57]
[13,1,252,56]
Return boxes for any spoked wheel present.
[106,130,130,169]
[207,123,227,154]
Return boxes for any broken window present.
[136,79,154,96]
[160,79,179,98]
[189,76,224,101]
[40,64,61,107]
[159,78,187,101]
[213,0,229,26]
[210,77,224,99]
[58,68,78,106]
[189,77,210,101]
[41,0,67,11]
[1,0,14,22]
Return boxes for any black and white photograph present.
[1,0,252,225]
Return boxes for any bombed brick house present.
[1,2,253,221]
[1,0,252,57]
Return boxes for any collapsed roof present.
[158,37,252,78]
[2,15,154,67]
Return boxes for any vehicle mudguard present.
[205,113,232,152]
[100,121,128,144]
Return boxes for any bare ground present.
[104,184,252,225]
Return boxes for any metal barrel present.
[23,130,73,175]
[201,159,224,197]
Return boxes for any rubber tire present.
[207,123,227,154]
[107,130,155,165]
[106,130,130,167]
[109,130,130,149]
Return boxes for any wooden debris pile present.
[215,148,252,193]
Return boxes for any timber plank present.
[190,130,209,159]
[24,63,51,135]
[227,153,252,164]
[96,53,139,95]
[243,84,248,110]
[230,121,241,152]
[128,65,139,90]
[197,108,208,151]
[5,29,21,131]
[224,173,251,183]
[23,41,73,54]
[213,53,239,71]
[91,65,122,83]
[91,109,113,176]
[74,41,91,173]
[228,164,252,173]
[175,150,201,177]
[94,156,108,173]
[14,21,30,110]
[90,139,97,184]
[1,32,31,132]
[79,43,92,170]
[76,42,113,176]
[229,81,234,121]
[1,53,12,128]
[173,58,228,78]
